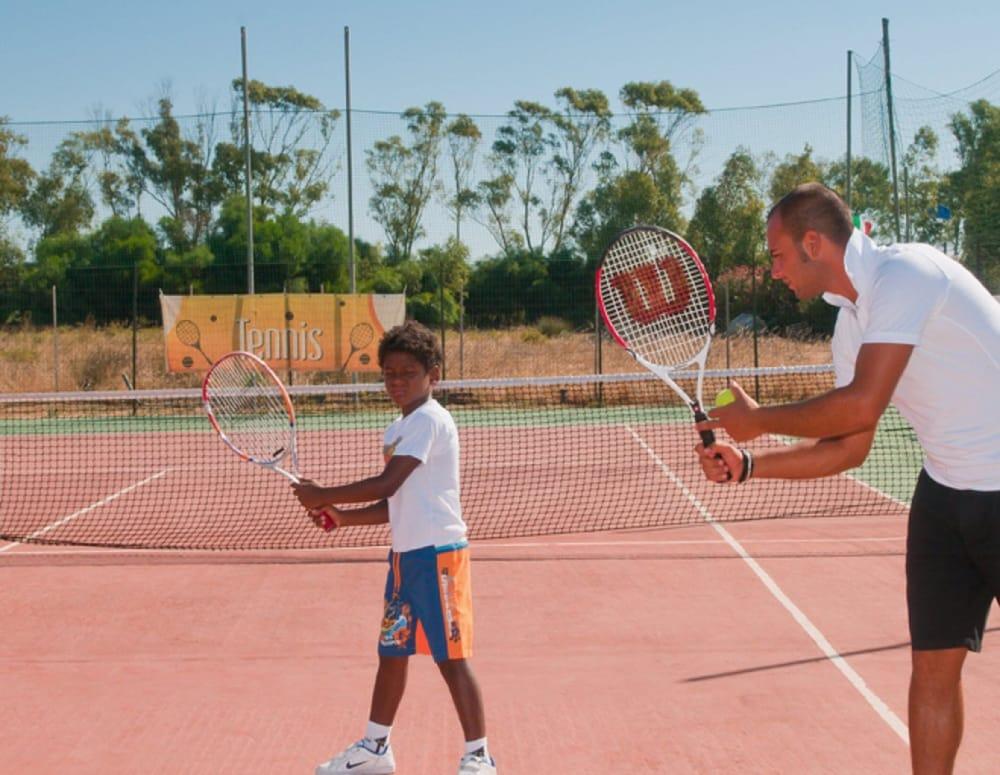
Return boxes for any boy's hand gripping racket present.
[202,350,302,483]
[596,225,719,449]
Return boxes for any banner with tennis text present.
[159,293,406,373]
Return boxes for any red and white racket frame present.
[595,225,718,444]
[201,350,301,483]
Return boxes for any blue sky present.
[4,0,997,121]
[3,0,997,258]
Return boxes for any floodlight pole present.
[846,50,853,208]
[241,26,255,294]
[882,18,902,241]
[345,26,356,293]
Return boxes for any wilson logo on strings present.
[610,257,690,324]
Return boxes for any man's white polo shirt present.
[823,230,1000,491]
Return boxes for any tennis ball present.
[715,388,735,408]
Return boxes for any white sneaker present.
[315,739,396,774]
[458,749,497,775]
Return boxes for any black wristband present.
[738,448,754,483]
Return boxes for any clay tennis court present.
[2,382,998,773]
[5,517,1000,773]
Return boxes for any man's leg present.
[909,647,967,775]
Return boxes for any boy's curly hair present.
[377,320,443,371]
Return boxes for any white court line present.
[624,424,910,745]
[0,470,170,553]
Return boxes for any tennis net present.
[0,365,921,551]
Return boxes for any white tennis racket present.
[202,350,302,483]
[596,225,719,449]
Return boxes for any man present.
[696,182,1000,775]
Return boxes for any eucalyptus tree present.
[0,119,34,222]
[479,87,612,255]
[221,79,341,218]
[22,133,96,238]
[443,114,481,241]
[0,119,33,273]
[482,100,554,254]
[688,148,766,279]
[367,101,447,263]
[949,99,1000,287]
[573,80,705,262]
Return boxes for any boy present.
[292,320,497,775]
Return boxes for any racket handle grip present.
[693,409,716,447]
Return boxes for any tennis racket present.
[203,352,337,530]
[596,225,719,450]
[202,350,301,483]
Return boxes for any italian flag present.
[852,213,874,236]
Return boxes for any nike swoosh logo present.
[345,762,366,770]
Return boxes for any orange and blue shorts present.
[378,541,474,663]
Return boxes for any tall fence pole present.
[344,26,356,294]
[438,279,446,381]
[459,277,465,379]
[724,283,731,371]
[52,285,58,392]
[846,50,853,209]
[241,26,255,294]
[882,18,902,241]
[132,261,139,389]
[594,298,603,375]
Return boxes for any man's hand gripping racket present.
[596,225,730,478]
[202,350,335,530]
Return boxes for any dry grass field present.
[0,322,832,394]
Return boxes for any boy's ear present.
[428,363,442,385]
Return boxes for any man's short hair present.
[767,182,853,247]
[378,320,443,371]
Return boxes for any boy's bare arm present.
[309,500,389,531]
[292,455,422,509]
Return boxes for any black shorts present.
[906,469,1000,652]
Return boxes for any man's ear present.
[801,229,823,261]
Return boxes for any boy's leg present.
[437,658,486,741]
[370,655,409,726]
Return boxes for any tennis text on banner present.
[159,292,405,374]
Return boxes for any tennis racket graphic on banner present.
[202,350,302,483]
[596,225,719,450]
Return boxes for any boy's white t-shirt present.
[825,230,1000,490]
[382,397,466,552]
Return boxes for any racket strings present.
[600,229,712,367]
[205,358,293,463]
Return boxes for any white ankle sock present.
[464,737,488,757]
[364,720,392,751]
